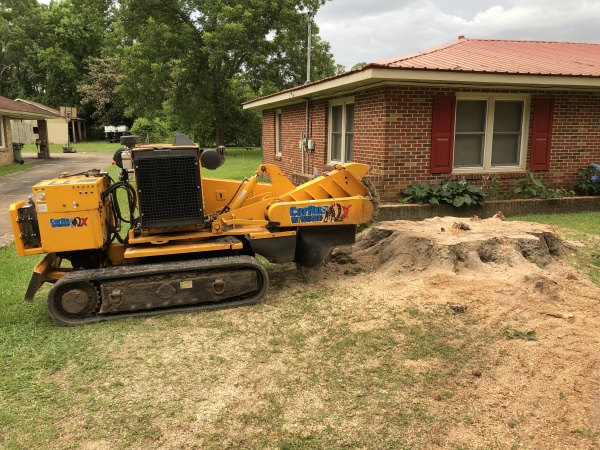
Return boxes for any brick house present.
[243,38,600,202]
[0,96,56,166]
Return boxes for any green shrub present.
[401,178,485,207]
[512,171,575,199]
[480,174,501,199]
[573,163,600,196]
[130,117,173,144]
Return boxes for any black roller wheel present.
[47,281,99,325]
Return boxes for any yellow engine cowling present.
[10,174,110,256]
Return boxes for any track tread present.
[47,255,268,326]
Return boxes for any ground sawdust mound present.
[321,216,600,448]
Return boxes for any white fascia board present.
[0,109,56,120]
[243,69,377,110]
[243,68,600,110]
[370,68,600,89]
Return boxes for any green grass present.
[509,211,600,285]
[21,141,123,154]
[22,139,262,162]
[2,210,600,448]
[0,163,33,177]
[509,211,600,239]
[202,147,263,180]
[0,242,495,449]
[20,142,262,181]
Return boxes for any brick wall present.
[262,86,600,203]
[378,196,600,222]
[0,116,13,166]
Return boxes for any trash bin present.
[12,143,24,164]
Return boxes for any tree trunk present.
[213,62,225,146]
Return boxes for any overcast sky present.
[315,0,600,69]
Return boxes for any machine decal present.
[289,203,352,224]
[50,217,89,228]
[323,203,352,223]
[289,205,328,223]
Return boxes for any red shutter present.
[530,98,554,171]
[430,94,456,173]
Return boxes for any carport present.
[0,95,56,166]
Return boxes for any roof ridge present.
[375,38,600,68]
[464,37,600,46]
[373,38,469,66]
[15,98,59,114]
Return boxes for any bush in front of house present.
[401,178,485,207]
[573,163,600,196]
[512,171,575,199]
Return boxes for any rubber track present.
[46,255,268,326]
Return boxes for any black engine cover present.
[132,147,204,229]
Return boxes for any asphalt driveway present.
[0,152,113,247]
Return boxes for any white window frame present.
[275,109,282,157]
[328,97,355,164]
[453,93,530,174]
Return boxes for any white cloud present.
[316,0,600,70]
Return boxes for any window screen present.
[454,100,486,167]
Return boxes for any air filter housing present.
[132,146,203,230]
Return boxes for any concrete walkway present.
[0,152,114,248]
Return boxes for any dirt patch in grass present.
[6,217,600,449]
[317,217,600,448]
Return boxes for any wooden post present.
[36,119,50,159]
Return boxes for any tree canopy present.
[0,0,342,146]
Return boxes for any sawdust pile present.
[321,216,600,448]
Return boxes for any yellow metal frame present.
[209,162,374,233]
[9,151,376,292]
[124,239,244,259]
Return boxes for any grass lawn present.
[20,142,262,181]
[202,147,263,180]
[21,139,262,161]
[0,163,33,177]
[21,141,123,154]
[102,147,262,181]
[1,211,599,448]
[0,244,494,450]
[509,211,600,285]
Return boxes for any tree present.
[351,61,368,70]
[0,0,112,108]
[79,56,127,126]
[0,0,44,98]
[116,0,338,145]
[37,0,111,107]
[1,0,341,145]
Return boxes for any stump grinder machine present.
[9,135,376,325]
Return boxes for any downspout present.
[305,98,309,174]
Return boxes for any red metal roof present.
[244,38,600,109]
[373,38,600,77]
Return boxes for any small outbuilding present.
[243,37,600,202]
[0,96,56,166]
[12,100,86,145]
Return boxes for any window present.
[275,109,282,156]
[328,98,354,163]
[453,95,529,172]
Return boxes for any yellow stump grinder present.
[9,135,376,325]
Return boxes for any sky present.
[315,0,600,70]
